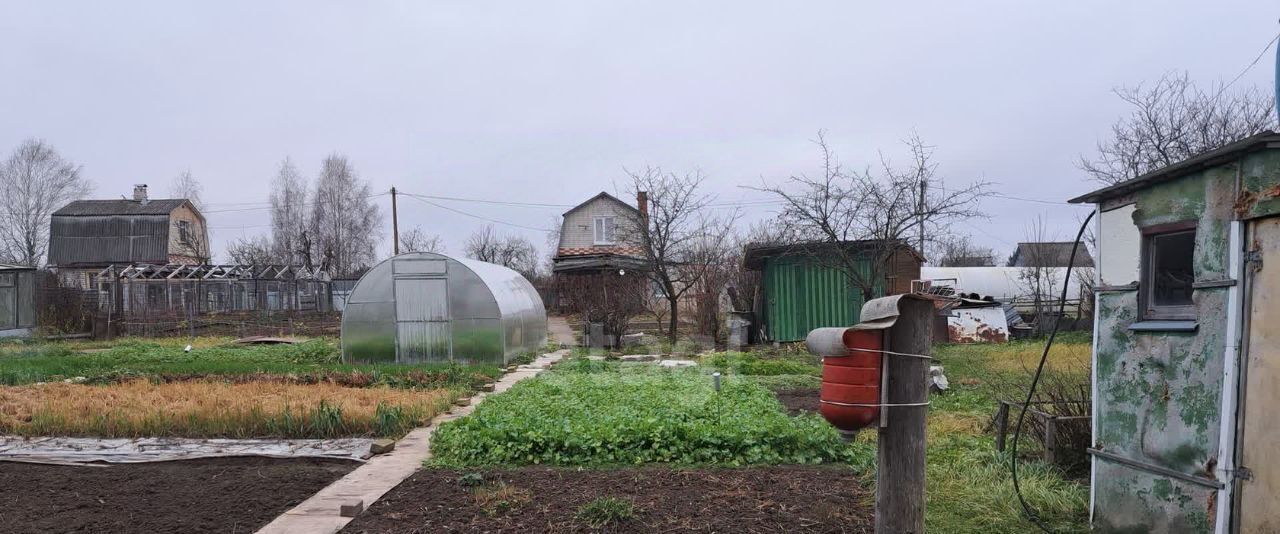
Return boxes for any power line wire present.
[1212,31,1280,102]
[402,194,553,232]
[201,192,387,214]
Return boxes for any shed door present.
[1237,216,1280,533]
[394,278,450,362]
[0,273,14,330]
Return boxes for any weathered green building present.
[743,241,922,342]
[1070,131,1280,533]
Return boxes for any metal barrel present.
[805,327,852,357]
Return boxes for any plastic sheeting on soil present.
[0,436,374,465]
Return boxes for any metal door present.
[394,277,450,362]
[1237,216,1280,533]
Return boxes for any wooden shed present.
[1069,131,1280,533]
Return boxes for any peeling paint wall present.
[1090,151,1280,532]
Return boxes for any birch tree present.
[169,170,204,208]
[270,158,310,265]
[309,155,382,277]
[0,139,93,266]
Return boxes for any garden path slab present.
[255,349,567,534]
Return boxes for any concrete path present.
[256,350,567,534]
[547,315,578,347]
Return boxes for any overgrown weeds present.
[0,380,456,438]
[576,497,636,528]
[473,482,532,517]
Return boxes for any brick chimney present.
[133,184,149,203]
[637,191,648,222]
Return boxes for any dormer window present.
[177,220,193,246]
[594,216,616,245]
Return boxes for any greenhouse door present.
[394,277,451,362]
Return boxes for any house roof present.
[0,264,35,271]
[1069,131,1280,204]
[53,199,194,217]
[562,192,639,217]
[743,240,925,270]
[1008,242,1094,268]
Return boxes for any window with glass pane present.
[1143,228,1196,319]
[594,216,616,244]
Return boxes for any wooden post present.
[994,401,1010,452]
[1043,414,1058,466]
[876,298,932,534]
[390,187,400,256]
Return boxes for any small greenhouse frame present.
[341,252,547,365]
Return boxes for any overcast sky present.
[2,1,1277,263]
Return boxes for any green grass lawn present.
[0,337,502,389]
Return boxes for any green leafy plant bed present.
[702,351,821,377]
[430,360,865,466]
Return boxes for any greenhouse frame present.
[341,252,547,365]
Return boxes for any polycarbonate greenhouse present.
[341,252,547,365]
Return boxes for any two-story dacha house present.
[551,191,649,275]
[48,185,208,289]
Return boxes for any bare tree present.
[0,139,93,266]
[270,158,310,265]
[1015,217,1064,336]
[620,167,737,343]
[1080,72,1275,185]
[464,225,539,278]
[309,154,382,277]
[169,170,204,208]
[725,231,763,313]
[756,131,988,300]
[929,234,996,267]
[690,236,737,342]
[225,235,276,265]
[558,273,649,348]
[400,226,444,253]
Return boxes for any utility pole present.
[391,187,400,256]
[917,179,927,255]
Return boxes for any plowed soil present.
[0,456,357,533]
[774,387,821,414]
[342,466,871,533]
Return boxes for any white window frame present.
[593,216,616,245]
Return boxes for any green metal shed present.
[744,241,921,342]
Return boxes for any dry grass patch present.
[0,380,457,438]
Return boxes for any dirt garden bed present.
[773,387,820,415]
[0,456,358,533]
[342,466,872,533]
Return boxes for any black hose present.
[1010,209,1096,534]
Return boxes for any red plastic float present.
[818,328,883,433]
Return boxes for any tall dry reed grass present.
[0,380,458,438]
